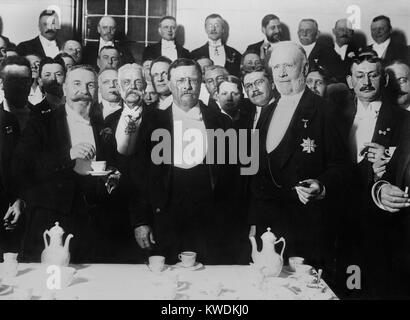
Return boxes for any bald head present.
[98,16,117,42]
[333,18,354,47]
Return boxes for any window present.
[81,0,176,62]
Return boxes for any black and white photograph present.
[0,0,409,303]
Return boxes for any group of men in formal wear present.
[1,8,410,299]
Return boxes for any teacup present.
[178,251,196,268]
[148,255,165,273]
[294,264,312,275]
[3,253,18,263]
[91,161,106,172]
[288,256,305,272]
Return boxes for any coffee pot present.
[41,222,73,266]
[249,227,286,277]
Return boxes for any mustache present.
[45,29,56,34]
[126,90,141,96]
[71,94,92,101]
[251,91,263,97]
[360,85,376,91]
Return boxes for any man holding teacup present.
[14,65,120,263]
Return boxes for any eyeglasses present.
[176,77,199,87]
[244,78,266,91]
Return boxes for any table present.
[0,263,338,300]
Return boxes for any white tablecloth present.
[0,263,338,300]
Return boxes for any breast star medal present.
[301,137,317,153]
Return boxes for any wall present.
[176,0,410,52]
[0,0,74,45]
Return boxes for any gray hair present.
[268,41,308,70]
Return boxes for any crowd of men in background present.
[1,9,410,299]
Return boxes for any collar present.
[172,102,202,121]
[100,37,114,47]
[356,99,382,119]
[102,99,122,115]
[65,103,90,125]
[215,101,231,118]
[159,94,173,110]
[122,104,142,118]
[334,43,348,52]
[208,39,223,47]
[301,42,316,55]
[3,99,31,113]
[161,39,176,49]
[373,38,391,49]
[39,34,57,47]
[278,89,305,107]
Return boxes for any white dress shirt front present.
[372,38,391,59]
[301,42,316,59]
[28,85,44,106]
[348,100,382,163]
[99,37,115,52]
[334,43,348,60]
[159,94,173,110]
[161,39,178,62]
[172,103,208,169]
[39,35,59,58]
[101,99,122,119]
[65,104,96,175]
[208,39,226,67]
[266,91,304,153]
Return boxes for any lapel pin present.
[5,126,13,134]
[302,119,309,129]
[378,130,387,136]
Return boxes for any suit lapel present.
[53,106,72,153]
[279,90,318,168]
[371,101,394,146]
[35,36,46,57]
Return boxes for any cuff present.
[371,180,390,211]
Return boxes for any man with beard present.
[14,65,120,263]
[330,49,406,298]
[17,9,61,58]
[249,41,349,280]
[115,63,147,156]
[32,56,66,114]
[332,19,358,82]
[246,14,283,62]
[150,56,172,110]
[191,14,241,77]
[142,16,190,62]
[61,40,83,64]
[130,58,233,264]
[0,56,32,257]
[385,60,410,111]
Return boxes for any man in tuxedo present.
[130,58,233,264]
[83,16,134,66]
[62,40,83,64]
[249,41,349,276]
[0,56,32,256]
[142,16,190,62]
[191,14,242,77]
[385,60,410,111]
[14,65,120,263]
[297,19,344,81]
[369,15,408,65]
[329,49,406,298]
[371,117,410,298]
[16,9,61,58]
[246,14,283,61]
[150,56,173,110]
[332,18,358,82]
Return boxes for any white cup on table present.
[178,251,196,267]
[148,255,165,273]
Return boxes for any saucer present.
[86,170,112,176]
[174,262,203,270]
